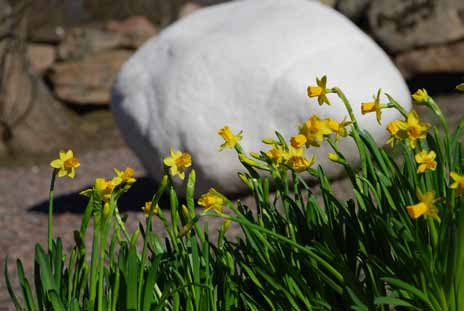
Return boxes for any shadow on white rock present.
[111,0,411,196]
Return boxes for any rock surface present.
[49,50,132,105]
[105,16,158,49]
[0,0,79,158]
[395,40,464,78]
[337,0,371,21]
[26,43,56,73]
[368,0,464,53]
[111,0,411,195]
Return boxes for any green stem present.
[332,87,359,129]
[214,213,345,293]
[137,176,168,309]
[97,222,106,311]
[48,170,57,252]
[88,215,100,309]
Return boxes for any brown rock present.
[395,41,464,78]
[28,26,66,45]
[105,16,158,49]
[0,0,79,158]
[179,2,203,18]
[57,27,125,61]
[49,50,132,105]
[336,0,370,21]
[26,43,56,73]
[319,0,337,7]
[369,0,464,53]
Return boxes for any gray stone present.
[111,0,411,195]
[337,0,370,21]
[26,43,56,73]
[395,41,464,78]
[369,0,464,53]
[57,27,125,61]
[50,50,131,105]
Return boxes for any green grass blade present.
[126,243,139,310]
[16,259,37,311]
[4,257,24,310]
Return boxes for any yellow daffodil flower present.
[95,178,115,202]
[112,167,136,191]
[326,117,350,141]
[307,75,330,106]
[198,188,225,214]
[50,150,80,178]
[386,119,406,147]
[218,126,243,151]
[80,177,114,203]
[450,172,464,195]
[415,150,437,173]
[456,83,464,91]
[266,144,288,166]
[407,188,439,221]
[114,167,136,185]
[386,111,429,149]
[142,201,159,217]
[286,146,315,172]
[412,88,429,105]
[361,89,383,124]
[299,115,332,147]
[163,148,192,180]
[290,134,307,149]
[404,110,431,149]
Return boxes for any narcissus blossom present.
[415,150,437,173]
[163,148,192,180]
[198,188,225,214]
[412,88,429,105]
[326,117,350,141]
[404,111,431,149]
[142,201,159,217]
[298,115,332,147]
[266,144,287,167]
[361,89,383,124]
[50,150,80,178]
[286,147,315,172]
[290,134,307,149]
[450,172,464,195]
[386,111,430,149]
[307,75,330,106]
[218,126,243,151]
[407,189,439,221]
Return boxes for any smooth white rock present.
[111,0,411,195]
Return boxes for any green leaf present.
[17,259,37,311]
[126,243,139,310]
[374,296,415,308]
[47,290,65,310]
[381,277,435,310]
[4,257,24,310]
[35,244,56,294]
[142,256,161,311]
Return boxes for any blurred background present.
[1,0,464,309]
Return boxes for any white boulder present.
[111,0,411,195]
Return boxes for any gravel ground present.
[0,94,462,310]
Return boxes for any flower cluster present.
[386,110,431,149]
[80,167,136,216]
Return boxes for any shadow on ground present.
[29,177,163,214]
